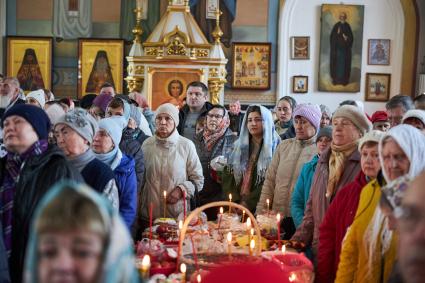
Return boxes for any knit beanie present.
[26,89,46,108]
[371,111,389,123]
[402,109,425,126]
[316,126,332,142]
[2,104,51,139]
[98,117,126,147]
[332,105,372,135]
[45,103,66,125]
[93,93,113,113]
[155,103,179,125]
[55,108,98,144]
[358,130,384,151]
[129,104,142,127]
[320,104,332,117]
[293,103,322,132]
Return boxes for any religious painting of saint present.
[318,4,364,92]
[78,39,124,98]
[6,37,52,93]
[291,37,310,60]
[85,51,115,93]
[231,42,271,90]
[368,39,390,65]
[150,69,203,110]
[365,73,391,102]
[293,76,308,93]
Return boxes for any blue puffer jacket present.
[290,154,319,228]
[113,154,137,230]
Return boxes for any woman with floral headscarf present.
[218,105,280,213]
[336,125,425,283]
[194,105,237,220]
[24,181,139,283]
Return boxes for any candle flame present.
[180,263,187,273]
[282,245,286,254]
[179,220,183,230]
[229,193,232,201]
[163,190,167,198]
[220,207,223,214]
[227,232,232,243]
[250,228,254,236]
[141,254,150,268]
[246,217,251,228]
[197,274,202,282]
[266,198,270,205]
[277,213,281,222]
[250,239,255,249]
[289,273,297,282]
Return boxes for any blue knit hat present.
[2,104,51,139]
[98,117,126,147]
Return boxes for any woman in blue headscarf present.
[23,181,140,283]
[219,105,280,213]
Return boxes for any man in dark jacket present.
[0,104,82,282]
[177,81,213,141]
[0,77,25,117]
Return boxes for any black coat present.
[0,145,82,283]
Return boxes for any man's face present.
[0,79,19,106]
[387,106,406,128]
[186,86,207,110]
[398,176,425,283]
[373,121,391,132]
[99,87,115,97]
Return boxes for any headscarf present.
[229,105,280,185]
[203,108,230,151]
[23,181,139,283]
[129,91,149,108]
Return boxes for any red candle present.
[183,190,186,221]
[149,203,153,242]
[276,213,281,250]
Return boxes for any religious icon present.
[291,37,310,60]
[16,48,46,91]
[368,39,390,65]
[161,79,185,108]
[293,76,308,93]
[85,50,115,93]
[365,73,391,102]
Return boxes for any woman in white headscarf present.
[336,125,425,283]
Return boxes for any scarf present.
[94,147,123,170]
[0,140,48,256]
[326,141,358,198]
[122,127,142,141]
[240,138,262,197]
[203,110,230,151]
[230,105,280,185]
[69,149,96,172]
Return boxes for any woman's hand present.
[166,187,184,204]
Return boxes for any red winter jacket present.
[316,171,368,283]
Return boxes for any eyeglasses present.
[207,113,224,120]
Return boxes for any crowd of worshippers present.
[0,72,424,283]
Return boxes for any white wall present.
[416,0,425,94]
[277,0,404,114]
[0,0,5,74]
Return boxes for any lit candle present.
[246,217,252,241]
[163,190,167,218]
[197,274,202,283]
[282,244,286,254]
[276,213,281,249]
[180,263,187,283]
[228,193,232,213]
[249,238,255,256]
[242,209,246,223]
[227,232,232,258]
[218,207,223,230]
[266,198,270,216]
[140,254,150,280]
[289,272,297,282]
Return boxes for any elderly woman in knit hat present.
[291,105,372,260]
[1,104,82,282]
[336,125,425,283]
[92,117,137,231]
[25,89,46,108]
[194,105,237,220]
[139,103,203,224]
[218,105,281,213]
[291,126,333,228]
[402,109,425,133]
[257,104,321,238]
[317,130,384,283]
[54,108,119,209]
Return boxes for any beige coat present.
[256,136,317,216]
[141,130,204,220]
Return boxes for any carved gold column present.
[208,8,227,105]
[125,2,145,93]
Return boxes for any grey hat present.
[56,108,99,144]
[320,104,331,117]
[316,126,332,142]
[333,105,372,135]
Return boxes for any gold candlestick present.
[212,8,223,44]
